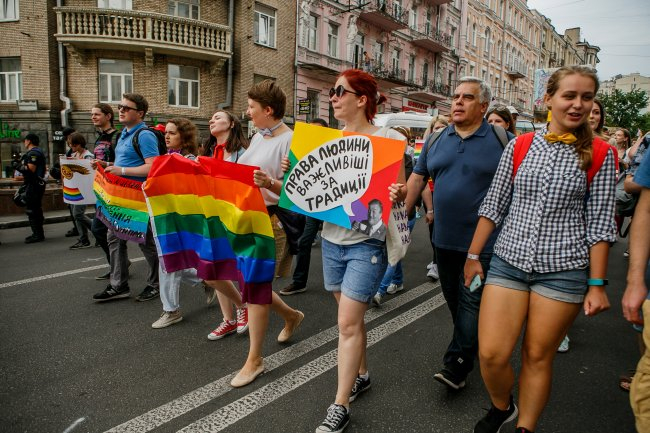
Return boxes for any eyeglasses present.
[329,85,361,99]
[117,104,139,112]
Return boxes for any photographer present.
[13,133,46,243]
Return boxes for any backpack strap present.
[491,124,509,149]
[131,128,144,161]
[512,132,535,179]
[422,128,444,158]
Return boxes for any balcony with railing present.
[371,65,417,88]
[297,47,351,78]
[54,7,231,64]
[359,0,408,32]
[430,0,453,4]
[408,23,451,53]
[506,60,527,79]
[408,79,451,102]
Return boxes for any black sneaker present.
[95,271,111,280]
[434,367,466,390]
[70,240,91,250]
[316,404,349,433]
[349,374,371,402]
[473,395,518,433]
[93,285,130,302]
[279,283,307,296]
[24,235,45,244]
[65,228,79,237]
[135,285,159,302]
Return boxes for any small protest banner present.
[60,157,96,205]
[93,165,149,243]
[279,122,404,239]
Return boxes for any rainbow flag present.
[93,166,150,243]
[143,154,275,291]
[63,186,84,202]
[413,139,424,160]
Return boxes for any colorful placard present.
[279,122,405,239]
[60,157,96,205]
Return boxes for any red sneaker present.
[236,307,249,334]
[207,320,237,340]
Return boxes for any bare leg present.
[478,285,530,410]
[270,291,303,336]
[334,294,369,407]
[333,292,367,376]
[240,303,268,373]
[517,292,580,430]
[216,291,235,322]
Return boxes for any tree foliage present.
[600,89,649,132]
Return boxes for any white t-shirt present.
[72,149,93,160]
[238,130,292,206]
[321,127,406,245]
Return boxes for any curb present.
[0,212,96,230]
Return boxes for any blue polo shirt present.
[414,120,505,252]
[634,145,650,188]
[114,122,159,181]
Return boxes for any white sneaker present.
[427,264,439,280]
[426,261,434,270]
[371,293,382,307]
[386,283,403,294]
[152,310,183,329]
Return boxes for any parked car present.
[516,119,536,135]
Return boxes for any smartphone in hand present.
[469,274,482,292]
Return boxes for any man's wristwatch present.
[467,253,480,261]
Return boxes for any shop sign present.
[0,118,21,139]
[401,98,429,113]
[298,99,311,115]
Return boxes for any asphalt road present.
[0,220,639,433]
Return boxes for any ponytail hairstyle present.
[546,66,599,171]
[339,69,387,123]
[203,110,249,157]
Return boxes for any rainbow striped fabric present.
[93,166,150,243]
[63,186,84,202]
[143,154,275,290]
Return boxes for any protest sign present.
[279,122,404,238]
[60,157,96,205]
[93,165,149,243]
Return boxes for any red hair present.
[339,69,387,123]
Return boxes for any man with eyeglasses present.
[401,77,507,391]
[92,93,160,303]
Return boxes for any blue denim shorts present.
[485,255,588,304]
[321,238,387,304]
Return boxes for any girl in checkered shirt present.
[463,66,617,433]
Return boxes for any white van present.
[373,111,433,138]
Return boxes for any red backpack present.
[512,132,615,188]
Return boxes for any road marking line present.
[61,417,87,433]
[104,281,440,433]
[179,293,447,432]
[0,257,145,289]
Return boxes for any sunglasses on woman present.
[329,85,361,99]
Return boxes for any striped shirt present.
[478,129,617,273]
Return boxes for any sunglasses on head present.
[117,104,139,112]
[329,85,361,99]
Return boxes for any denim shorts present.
[485,255,588,304]
[322,238,387,304]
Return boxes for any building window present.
[168,64,199,108]
[472,24,477,46]
[450,26,456,49]
[306,89,319,122]
[254,3,276,48]
[422,61,429,84]
[97,0,132,8]
[98,59,132,103]
[391,49,400,73]
[408,9,417,30]
[408,55,415,83]
[306,14,318,51]
[168,0,199,20]
[327,22,339,57]
[328,103,338,129]
[0,0,18,21]
[0,58,22,101]
[374,41,384,68]
[425,10,432,34]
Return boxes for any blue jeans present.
[377,216,416,295]
[436,247,492,378]
[291,216,321,288]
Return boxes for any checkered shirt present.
[478,129,617,273]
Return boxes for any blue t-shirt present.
[634,148,650,188]
[414,120,505,252]
[114,122,159,181]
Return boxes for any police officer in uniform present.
[13,133,46,243]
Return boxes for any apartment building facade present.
[0,0,296,173]
[295,0,458,128]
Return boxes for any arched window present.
[472,23,477,46]
[497,40,502,62]
[485,28,491,56]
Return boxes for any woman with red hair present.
[315,69,406,433]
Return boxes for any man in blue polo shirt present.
[622,153,650,432]
[92,93,160,302]
[404,77,506,390]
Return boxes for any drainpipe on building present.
[57,0,72,127]
[217,0,235,110]
[293,0,299,124]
